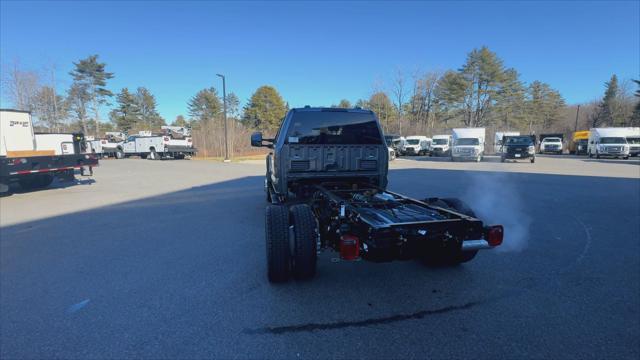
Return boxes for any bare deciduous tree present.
[1,60,40,111]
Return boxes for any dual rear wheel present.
[266,204,317,283]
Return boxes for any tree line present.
[2,47,639,157]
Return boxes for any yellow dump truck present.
[569,130,590,155]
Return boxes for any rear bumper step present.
[462,239,493,251]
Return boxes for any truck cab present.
[253,107,388,201]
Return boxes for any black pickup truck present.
[251,107,503,283]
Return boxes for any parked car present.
[500,135,536,163]
[403,136,431,155]
[250,107,503,283]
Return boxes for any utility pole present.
[216,73,230,162]
[574,105,580,133]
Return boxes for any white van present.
[494,131,520,154]
[431,135,452,156]
[624,128,640,157]
[451,128,485,162]
[587,128,631,159]
[403,136,431,156]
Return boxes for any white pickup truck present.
[100,132,126,158]
[122,128,195,160]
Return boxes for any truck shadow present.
[1,169,639,357]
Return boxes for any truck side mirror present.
[251,132,263,147]
[251,132,274,148]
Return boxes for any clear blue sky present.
[1,1,638,122]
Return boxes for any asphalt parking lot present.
[1,156,639,359]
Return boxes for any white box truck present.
[587,127,633,159]
[431,135,452,156]
[494,131,520,154]
[451,128,485,162]
[0,109,98,193]
[626,127,640,157]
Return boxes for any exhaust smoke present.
[462,172,531,252]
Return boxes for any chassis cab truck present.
[251,107,503,283]
[451,128,485,162]
[0,109,98,193]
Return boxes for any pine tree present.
[135,87,165,129]
[109,88,141,132]
[242,86,287,130]
[69,55,114,136]
[188,87,222,123]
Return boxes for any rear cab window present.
[285,110,383,145]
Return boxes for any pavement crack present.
[245,300,483,335]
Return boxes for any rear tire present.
[531,156,535,163]
[501,156,505,163]
[266,205,291,283]
[115,149,124,159]
[290,204,318,280]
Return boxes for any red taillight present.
[340,234,360,260]
[12,158,27,165]
[163,136,170,141]
[486,225,504,247]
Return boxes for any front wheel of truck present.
[266,205,291,283]
[290,204,318,280]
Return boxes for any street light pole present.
[217,73,230,162]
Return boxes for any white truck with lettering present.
[451,128,485,162]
